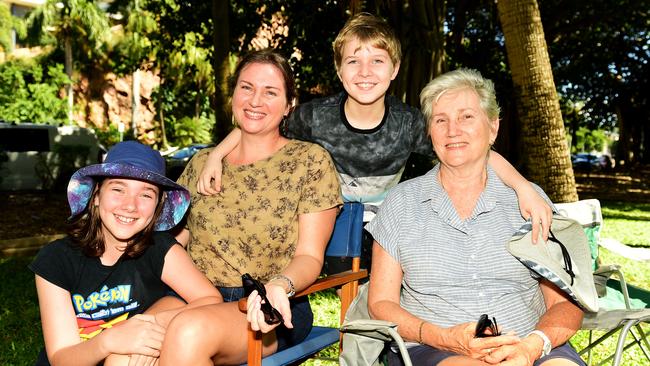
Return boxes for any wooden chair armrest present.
[237,269,368,313]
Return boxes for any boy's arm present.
[488,151,552,243]
[197,128,241,195]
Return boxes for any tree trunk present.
[131,68,140,139]
[497,0,578,203]
[210,0,231,143]
[64,36,73,125]
[383,0,446,107]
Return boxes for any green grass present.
[2,201,649,365]
[0,257,42,366]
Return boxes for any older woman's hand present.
[515,183,552,243]
[483,337,540,366]
[440,322,520,360]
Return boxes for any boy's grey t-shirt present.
[286,92,434,219]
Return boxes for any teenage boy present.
[195,13,551,278]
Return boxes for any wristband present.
[269,274,295,297]
[528,330,552,358]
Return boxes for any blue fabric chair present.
[238,203,368,366]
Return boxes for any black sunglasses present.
[241,273,284,325]
[475,313,501,338]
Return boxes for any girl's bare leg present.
[105,296,187,366]
[159,301,279,366]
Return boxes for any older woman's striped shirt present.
[366,164,549,337]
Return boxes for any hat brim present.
[508,215,599,312]
[67,162,190,231]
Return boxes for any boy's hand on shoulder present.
[516,183,552,243]
[197,150,224,195]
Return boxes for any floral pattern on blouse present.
[177,140,342,286]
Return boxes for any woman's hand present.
[483,337,540,366]
[439,322,520,360]
[196,150,223,195]
[515,184,552,243]
[245,285,292,333]
[102,314,165,357]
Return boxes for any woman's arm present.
[36,276,165,366]
[485,279,583,364]
[488,151,552,242]
[368,242,519,360]
[248,207,338,334]
[197,128,242,195]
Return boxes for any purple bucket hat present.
[67,141,190,231]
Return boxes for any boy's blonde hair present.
[333,12,401,71]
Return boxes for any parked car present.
[165,143,213,181]
[572,153,606,172]
[0,122,103,190]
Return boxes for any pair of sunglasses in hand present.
[475,313,501,338]
[241,273,284,325]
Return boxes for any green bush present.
[0,59,68,124]
[168,115,213,147]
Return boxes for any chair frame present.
[556,199,650,366]
[238,258,368,366]
[578,265,650,366]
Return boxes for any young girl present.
[30,141,222,366]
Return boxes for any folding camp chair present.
[556,199,650,366]
[339,282,413,366]
[237,204,369,366]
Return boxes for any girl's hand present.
[516,184,552,243]
[128,353,159,366]
[196,150,224,195]
[103,314,165,357]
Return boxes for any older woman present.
[158,50,341,365]
[366,69,584,366]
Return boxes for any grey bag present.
[339,283,413,366]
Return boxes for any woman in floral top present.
[159,49,342,365]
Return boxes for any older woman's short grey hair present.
[420,68,501,132]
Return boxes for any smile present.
[244,110,266,119]
[355,82,377,90]
[446,143,467,148]
[114,214,136,224]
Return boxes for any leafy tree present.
[497,0,577,202]
[106,0,160,140]
[540,0,649,165]
[0,59,68,123]
[26,0,109,125]
[0,3,26,53]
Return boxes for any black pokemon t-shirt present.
[29,232,176,340]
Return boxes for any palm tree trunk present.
[64,36,73,125]
[497,0,578,203]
